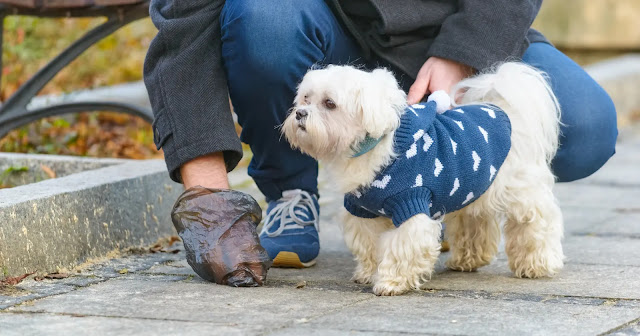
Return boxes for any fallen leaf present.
[168,236,181,246]
[0,272,35,286]
[44,273,69,279]
[40,164,57,179]
[119,268,129,274]
[149,243,163,253]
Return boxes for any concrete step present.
[0,154,182,279]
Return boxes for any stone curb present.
[0,154,182,279]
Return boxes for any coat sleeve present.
[426,0,543,71]
[143,0,243,183]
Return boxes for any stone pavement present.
[2,133,640,336]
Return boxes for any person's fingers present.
[430,69,464,95]
[407,75,430,105]
[428,77,452,95]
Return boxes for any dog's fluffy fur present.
[282,63,565,296]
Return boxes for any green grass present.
[0,165,29,189]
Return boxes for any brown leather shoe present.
[171,187,272,287]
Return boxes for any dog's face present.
[282,66,407,161]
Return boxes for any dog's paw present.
[511,258,564,279]
[446,260,478,272]
[445,254,491,272]
[351,260,377,284]
[509,247,564,278]
[372,272,431,296]
[351,269,375,284]
[372,280,411,296]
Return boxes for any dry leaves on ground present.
[0,272,35,286]
[34,272,70,281]
[149,235,181,254]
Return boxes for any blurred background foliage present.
[1,17,160,159]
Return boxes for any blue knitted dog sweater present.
[344,101,512,227]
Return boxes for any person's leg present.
[220,0,365,267]
[220,0,364,201]
[522,42,618,182]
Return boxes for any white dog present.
[282,62,565,296]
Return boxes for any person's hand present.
[407,56,475,105]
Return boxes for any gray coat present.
[143,0,546,182]
[331,0,547,78]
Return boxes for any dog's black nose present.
[296,109,308,120]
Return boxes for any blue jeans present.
[220,0,617,201]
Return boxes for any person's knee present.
[553,86,618,182]
[221,0,326,76]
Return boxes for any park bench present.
[0,0,152,139]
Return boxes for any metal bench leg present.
[0,5,151,138]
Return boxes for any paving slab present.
[562,235,640,267]
[269,329,394,336]
[277,294,640,336]
[11,276,374,332]
[74,248,184,279]
[426,261,640,300]
[564,210,640,237]
[0,249,183,310]
[0,281,77,310]
[561,207,620,234]
[610,319,640,336]
[145,250,356,285]
[554,184,640,211]
[0,313,251,336]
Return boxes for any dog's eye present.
[324,99,336,110]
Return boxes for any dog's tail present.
[453,62,561,165]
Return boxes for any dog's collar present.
[351,134,384,158]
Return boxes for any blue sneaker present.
[259,189,320,268]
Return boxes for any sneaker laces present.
[261,189,319,237]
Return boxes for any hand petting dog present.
[407,56,475,105]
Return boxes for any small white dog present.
[282,62,565,296]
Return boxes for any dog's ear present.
[357,68,407,139]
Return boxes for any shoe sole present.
[271,243,446,268]
[272,251,316,268]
